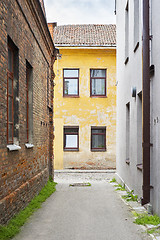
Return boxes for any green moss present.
[134,213,160,226]
[0,179,57,240]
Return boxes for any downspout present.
[141,0,151,205]
[114,0,116,15]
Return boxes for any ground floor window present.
[91,127,106,151]
[64,126,79,151]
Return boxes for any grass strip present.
[134,213,160,226]
[0,179,57,240]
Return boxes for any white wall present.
[116,0,143,197]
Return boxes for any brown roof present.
[53,24,116,47]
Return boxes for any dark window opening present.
[7,37,19,144]
[26,61,33,143]
[91,127,106,151]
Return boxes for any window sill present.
[63,95,79,98]
[91,149,106,152]
[125,159,130,164]
[124,57,129,65]
[134,42,139,53]
[90,96,107,98]
[64,149,79,152]
[136,163,143,171]
[7,144,21,151]
[25,143,34,149]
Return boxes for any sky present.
[44,0,116,25]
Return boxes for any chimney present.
[48,22,57,41]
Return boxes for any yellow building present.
[51,24,116,170]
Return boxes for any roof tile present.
[53,24,116,47]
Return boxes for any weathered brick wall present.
[0,0,54,224]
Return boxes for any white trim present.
[25,143,34,149]
[115,172,132,192]
[7,144,21,151]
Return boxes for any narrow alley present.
[13,171,152,240]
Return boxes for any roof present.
[53,24,116,47]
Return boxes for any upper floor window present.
[125,1,129,63]
[63,69,79,97]
[134,0,139,51]
[7,37,19,144]
[90,69,106,97]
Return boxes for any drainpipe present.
[141,0,151,205]
[114,0,116,15]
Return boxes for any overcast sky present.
[44,0,116,25]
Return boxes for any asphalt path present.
[13,171,152,240]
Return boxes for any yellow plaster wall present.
[54,48,116,169]
[54,118,63,170]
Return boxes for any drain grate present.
[69,183,91,187]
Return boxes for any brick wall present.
[0,0,55,224]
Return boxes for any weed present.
[122,190,138,202]
[147,226,160,234]
[134,213,160,226]
[114,184,126,191]
[0,179,57,240]
[110,178,116,183]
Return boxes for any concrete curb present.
[110,182,160,240]
[54,169,116,173]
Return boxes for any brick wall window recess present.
[63,69,79,97]
[90,69,107,97]
[91,127,106,151]
[64,127,79,151]
[7,37,20,147]
[25,61,33,148]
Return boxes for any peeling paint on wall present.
[54,48,116,169]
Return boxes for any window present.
[134,0,139,51]
[26,61,33,144]
[64,127,79,150]
[63,69,79,96]
[90,69,106,96]
[7,37,19,144]
[126,102,130,163]
[137,92,142,170]
[91,127,106,151]
[125,1,129,63]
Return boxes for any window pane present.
[64,69,78,77]
[92,134,105,148]
[91,69,105,78]
[92,129,105,134]
[8,124,13,142]
[8,96,13,122]
[64,128,78,134]
[8,48,13,72]
[65,135,77,148]
[64,79,78,95]
[8,77,13,95]
[92,78,105,95]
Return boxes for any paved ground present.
[13,170,152,240]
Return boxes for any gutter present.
[141,0,151,205]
